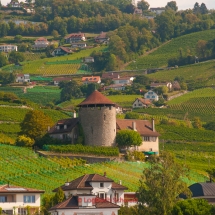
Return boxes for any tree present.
[172,199,215,215]
[14,35,23,43]
[0,53,8,68]
[41,194,55,215]
[137,0,150,11]
[196,40,208,58]
[16,135,35,147]
[18,43,28,52]
[200,3,208,14]
[0,72,15,85]
[8,51,25,64]
[51,30,59,39]
[165,1,178,11]
[53,187,65,205]
[192,117,203,129]
[204,121,215,131]
[60,80,83,102]
[193,2,200,14]
[137,152,191,215]
[133,75,150,86]
[20,110,54,140]
[81,83,100,98]
[125,112,140,119]
[180,82,187,90]
[116,130,142,147]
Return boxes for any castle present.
[48,90,160,153]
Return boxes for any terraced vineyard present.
[0,144,207,193]
[126,29,215,70]
[24,53,45,61]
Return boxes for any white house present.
[150,7,165,15]
[33,37,49,49]
[71,43,87,48]
[51,173,128,215]
[84,57,94,63]
[0,184,44,215]
[104,84,126,91]
[113,77,134,85]
[144,90,159,101]
[10,1,21,8]
[65,33,86,44]
[16,74,30,83]
[0,44,17,53]
[132,98,151,109]
[53,77,72,86]
[116,119,160,154]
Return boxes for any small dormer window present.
[100,183,104,188]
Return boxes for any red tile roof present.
[135,98,151,105]
[77,91,115,107]
[82,76,101,83]
[65,33,85,39]
[53,77,72,82]
[95,31,108,40]
[0,185,44,193]
[102,72,120,79]
[116,119,160,137]
[59,46,73,53]
[16,73,24,77]
[50,195,120,210]
[53,174,127,192]
[35,37,48,42]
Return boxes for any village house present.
[16,74,30,83]
[0,184,44,215]
[172,81,181,91]
[144,90,159,101]
[95,31,109,43]
[51,47,73,57]
[82,76,101,84]
[116,118,160,154]
[113,77,134,85]
[0,44,18,53]
[9,0,21,8]
[65,33,86,44]
[53,77,72,86]
[132,98,151,109]
[133,8,143,16]
[48,117,79,143]
[51,173,128,214]
[71,42,87,49]
[102,72,120,79]
[33,37,49,49]
[84,56,94,63]
[150,82,172,91]
[150,7,165,15]
[104,84,126,91]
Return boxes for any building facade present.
[144,90,159,101]
[0,44,17,53]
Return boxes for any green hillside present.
[0,144,207,193]
[147,60,215,83]
[126,29,215,70]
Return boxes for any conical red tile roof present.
[77,90,115,106]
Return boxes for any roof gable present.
[0,185,44,193]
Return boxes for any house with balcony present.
[51,173,127,215]
[132,98,151,109]
[0,44,17,53]
[95,31,109,44]
[0,184,44,215]
[51,46,73,56]
[144,90,159,101]
[33,37,49,49]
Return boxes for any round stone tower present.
[78,90,116,147]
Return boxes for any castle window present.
[144,136,150,141]
[104,114,106,120]
[109,106,112,110]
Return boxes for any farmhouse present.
[102,72,120,79]
[48,117,79,143]
[0,44,18,53]
[144,90,159,101]
[95,31,109,43]
[53,77,72,86]
[116,119,160,154]
[104,84,126,91]
[33,37,49,49]
[65,33,86,44]
[133,8,143,16]
[9,0,21,7]
[113,77,134,85]
[82,76,101,84]
[16,74,30,83]
[0,184,44,215]
[51,46,73,56]
[71,42,87,48]
[132,98,151,109]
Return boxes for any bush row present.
[43,144,119,157]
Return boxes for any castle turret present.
[77,91,116,147]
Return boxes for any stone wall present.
[79,106,116,147]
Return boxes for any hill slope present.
[126,29,215,70]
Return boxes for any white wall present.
[138,137,159,153]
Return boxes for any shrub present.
[125,112,140,119]
[125,151,145,161]
[16,135,35,147]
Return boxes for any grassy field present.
[59,94,139,109]
[126,29,215,70]
[0,144,207,193]
[147,60,215,83]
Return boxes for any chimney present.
[47,126,50,131]
[152,118,155,131]
[119,180,122,185]
[65,179,70,186]
[132,121,136,131]
[104,172,106,177]
[73,111,76,118]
